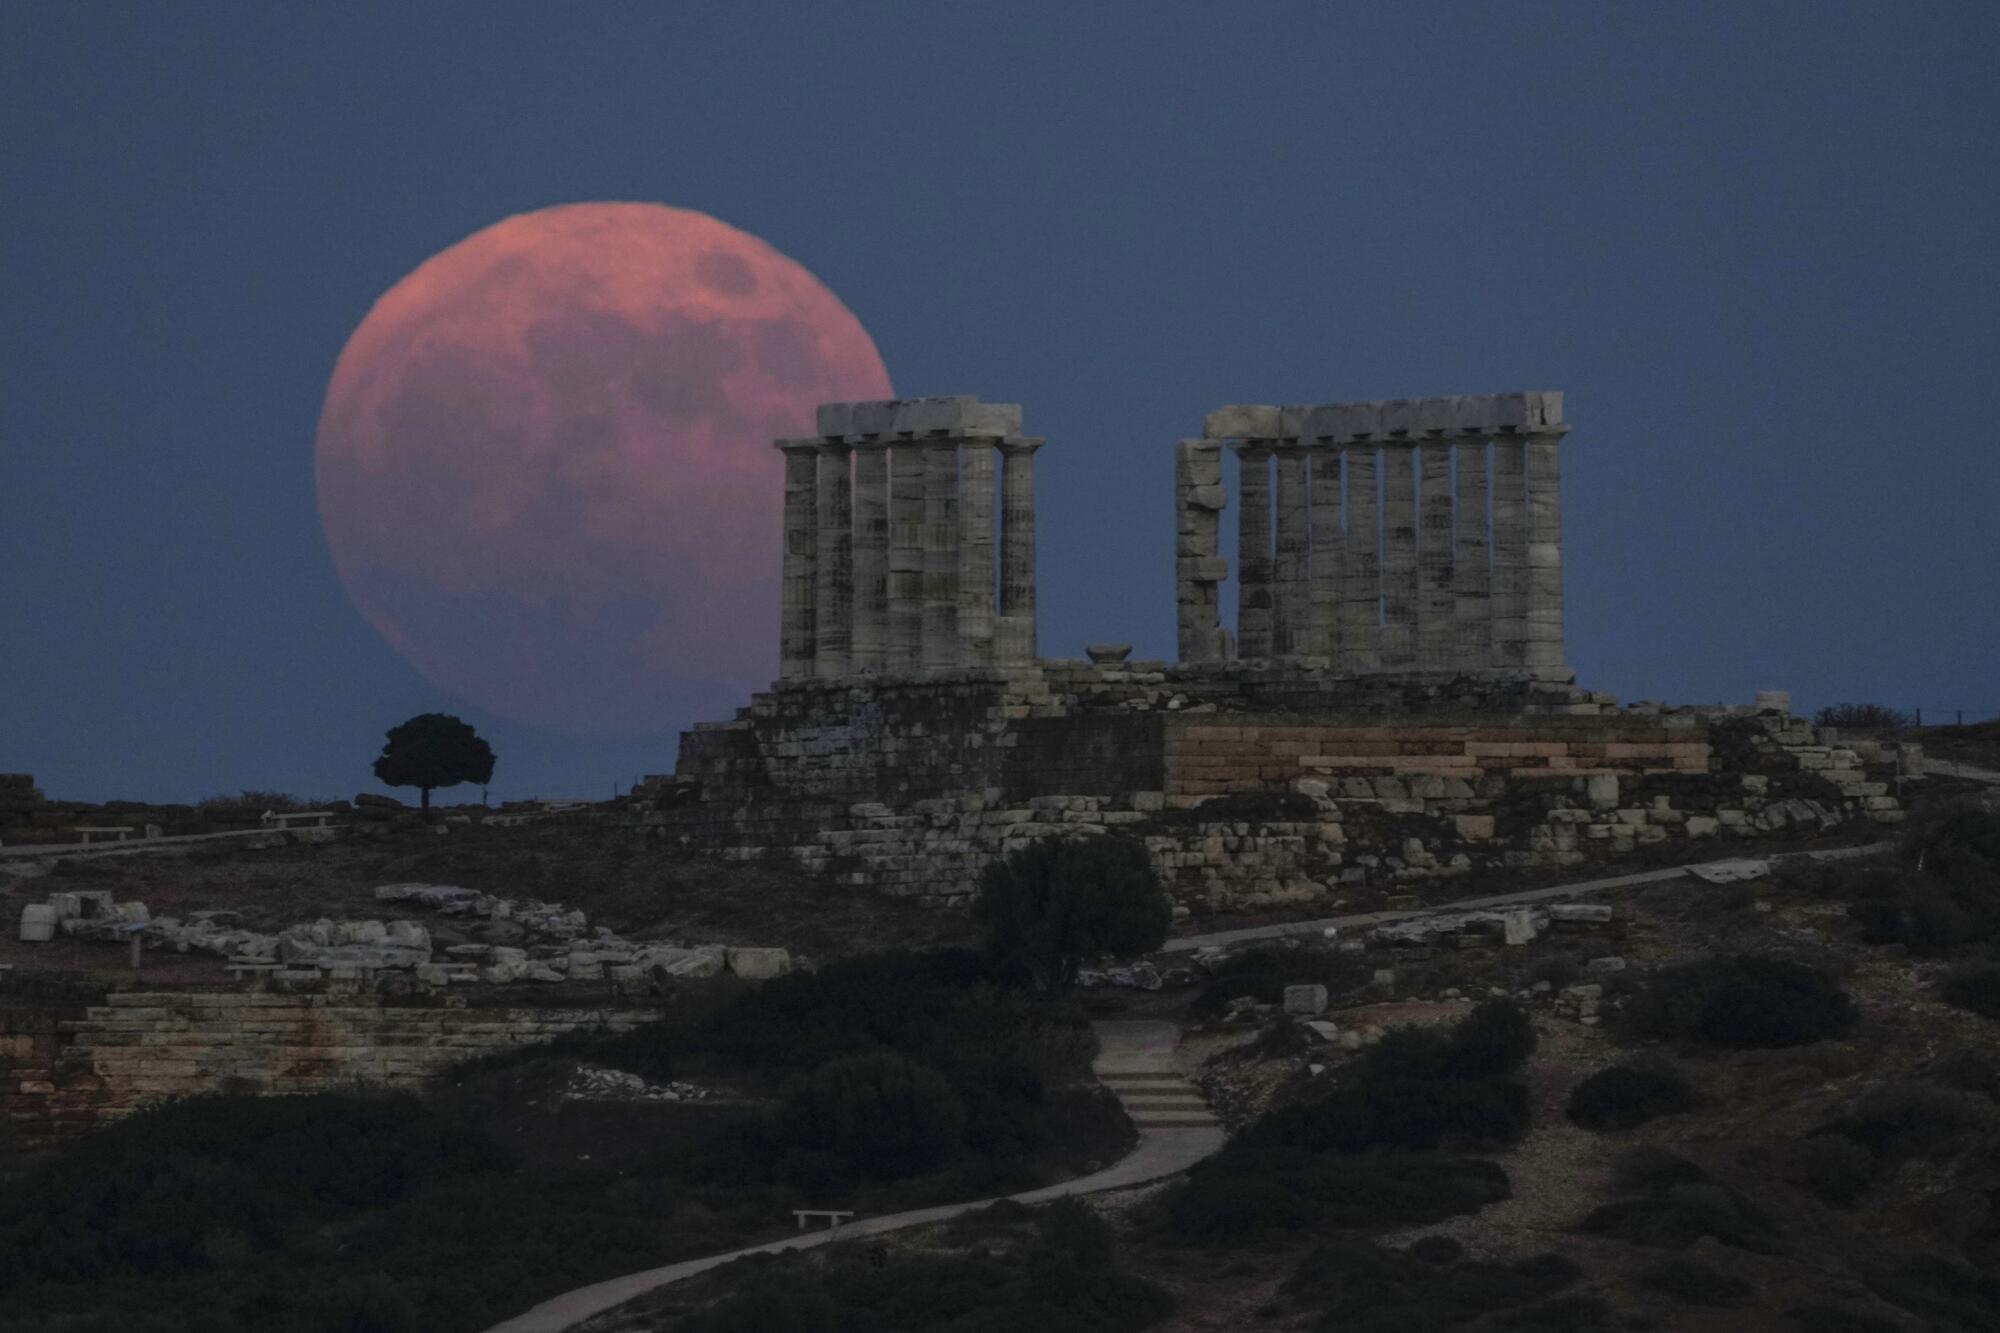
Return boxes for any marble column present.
[1233,442,1273,660]
[1524,429,1568,674]
[921,439,960,670]
[1379,443,1418,670]
[1307,444,1342,661]
[996,437,1042,663]
[957,439,997,666]
[850,440,889,674]
[1490,437,1529,668]
[1451,436,1492,672]
[1337,443,1380,673]
[1417,441,1455,670]
[776,440,820,681]
[1271,444,1309,657]
[888,441,926,673]
[1175,439,1226,663]
[813,439,853,677]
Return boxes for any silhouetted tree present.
[371,712,495,812]
[977,836,1171,991]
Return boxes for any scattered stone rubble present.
[562,1065,708,1103]
[15,882,792,989]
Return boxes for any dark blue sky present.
[4,1,1996,804]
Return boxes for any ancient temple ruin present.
[644,389,1902,911]
[775,397,1041,680]
[773,390,1569,684]
[1178,392,1569,676]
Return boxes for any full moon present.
[315,203,892,736]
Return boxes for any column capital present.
[1229,438,1277,458]
[1522,425,1572,444]
[815,437,853,454]
[775,437,825,454]
[997,435,1044,455]
[845,435,890,451]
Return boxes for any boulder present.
[18,904,55,942]
[726,946,792,980]
[1283,983,1329,1016]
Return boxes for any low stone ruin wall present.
[0,984,660,1144]
[643,664,1911,911]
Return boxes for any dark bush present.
[1612,1147,1709,1192]
[1250,1076,1530,1155]
[1622,955,1856,1048]
[774,1053,967,1182]
[1771,1134,1876,1207]
[307,1274,418,1333]
[1827,1080,1999,1160]
[1495,1294,1610,1330]
[976,836,1171,991]
[1443,1001,1539,1078]
[1941,962,2000,1019]
[1407,1235,1464,1266]
[1903,795,2000,885]
[1166,1149,1509,1243]
[1565,1065,1701,1131]
[1580,1181,1784,1255]
[1862,1252,2000,1330]
[1281,1238,1579,1331]
[1814,703,1912,730]
[1638,1256,1753,1306]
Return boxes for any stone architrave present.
[1272,444,1309,657]
[1524,429,1567,674]
[957,439,998,666]
[1234,442,1274,660]
[888,441,926,673]
[921,439,961,669]
[1490,437,1529,668]
[776,440,820,680]
[1416,442,1455,670]
[812,439,851,677]
[850,439,890,673]
[1452,436,1492,671]
[1379,443,1418,670]
[1175,439,1226,663]
[997,438,1042,663]
[1337,442,1380,673]
[1306,444,1342,660]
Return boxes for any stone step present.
[1129,1114,1220,1128]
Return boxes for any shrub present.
[774,1053,967,1182]
[1771,1134,1875,1207]
[1282,1239,1579,1331]
[1442,1001,1538,1078]
[976,836,1172,991]
[1638,1256,1752,1306]
[1814,703,1912,730]
[1565,1066,1701,1131]
[1903,795,2000,885]
[307,1274,418,1333]
[1827,1080,1999,1160]
[1941,962,2000,1019]
[1166,1149,1509,1243]
[1249,1075,1530,1155]
[1580,1181,1784,1255]
[698,947,992,1072]
[1622,955,1856,1048]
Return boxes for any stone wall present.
[643,663,1907,911]
[0,983,659,1143]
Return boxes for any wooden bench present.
[794,1209,856,1233]
[73,826,134,844]
[262,810,334,830]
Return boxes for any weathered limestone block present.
[1272,445,1310,657]
[814,440,853,676]
[851,440,890,673]
[1379,445,1418,669]
[921,440,960,668]
[1337,443,1380,673]
[1307,444,1342,660]
[888,441,927,671]
[1235,442,1274,659]
[957,440,997,665]
[1417,442,1455,668]
[1490,439,1528,667]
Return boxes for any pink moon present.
[314,203,892,736]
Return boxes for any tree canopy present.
[371,713,495,810]
[976,836,1172,991]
